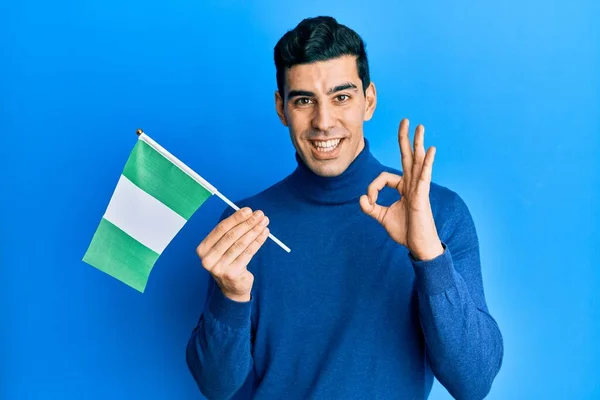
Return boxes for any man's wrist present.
[223,291,251,303]
[410,242,456,295]
[410,240,445,261]
[206,288,253,330]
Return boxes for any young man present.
[186,16,503,400]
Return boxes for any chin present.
[308,160,347,177]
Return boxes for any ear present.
[275,90,288,126]
[363,82,377,121]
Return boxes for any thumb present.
[359,195,387,224]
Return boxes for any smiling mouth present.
[310,138,343,153]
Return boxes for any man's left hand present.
[359,119,444,261]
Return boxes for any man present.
[186,16,503,400]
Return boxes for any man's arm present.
[359,120,503,398]
[186,276,253,400]
[411,192,503,400]
[186,207,269,399]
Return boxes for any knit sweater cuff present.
[206,288,252,330]
[410,242,457,295]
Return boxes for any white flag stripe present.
[103,175,187,254]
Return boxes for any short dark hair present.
[273,16,370,99]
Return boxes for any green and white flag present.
[83,132,290,293]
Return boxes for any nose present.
[312,102,336,132]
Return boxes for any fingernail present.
[241,208,251,217]
[254,210,264,219]
[260,217,269,226]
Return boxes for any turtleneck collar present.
[286,138,384,205]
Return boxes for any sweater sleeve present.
[186,207,254,399]
[186,275,254,400]
[410,192,504,400]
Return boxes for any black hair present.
[273,16,370,98]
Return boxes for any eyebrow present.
[287,82,358,100]
[328,82,358,94]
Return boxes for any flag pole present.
[212,191,291,253]
[135,129,291,253]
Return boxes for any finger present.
[416,146,436,197]
[359,195,388,224]
[398,119,413,183]
[230,227,271,270]
[209,210,266,263]
[197,207,253,257]
[218,216,270,267]
[366,172,404,204]
[411,124,426,190]
[201,210,265,270]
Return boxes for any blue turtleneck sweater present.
[186,139,503,400]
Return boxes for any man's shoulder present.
[378,162,475,244]
[217,177,292,220]
[237,178,291,207]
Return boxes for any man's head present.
[274,16,377,177]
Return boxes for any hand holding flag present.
[196,207,271,302]
[83,130,290,293]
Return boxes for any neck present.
[287,138,383,204]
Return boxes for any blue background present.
[2,0,599,398]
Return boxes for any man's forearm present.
[186,282,253,400]
[412,245,503,400]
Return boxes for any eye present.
[294,97,313,106]
[335,94,350,103]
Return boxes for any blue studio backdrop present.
[2,0,599,399]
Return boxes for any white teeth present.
[312,139,341,152]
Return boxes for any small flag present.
[83,131,290,293]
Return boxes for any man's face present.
[275,55,377,177]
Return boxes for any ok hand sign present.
[359,119,444,261]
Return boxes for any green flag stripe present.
[82,218,159,293]
[122,140,212,220]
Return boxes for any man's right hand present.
[196,207,270,303]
